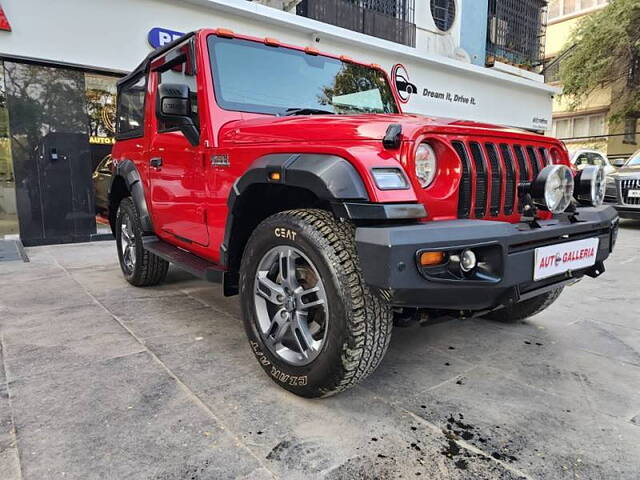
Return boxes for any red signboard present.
[0,4,11,32]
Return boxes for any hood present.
[220,113,557,146]
[610,165,640,178]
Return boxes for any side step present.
[143,236,224,283]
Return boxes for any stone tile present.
[197,378,520,479]
[402,366,640,480]
[483,334,640,419]
[1,303,144,380]
[9,352,263,480]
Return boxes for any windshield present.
[208,36,399,116]
[627,150,640,166]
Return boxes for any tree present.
[560,0,640,124]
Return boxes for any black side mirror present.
[156,83,200,146]
[612,158,627,168]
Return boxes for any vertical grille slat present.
[500,144,517,215]
[452,141,472,218]
[513,145,531,181]
[539,147,551,166]
[469,142,488,218]
[513,145,529,213]
[485,143,503,216]
[526,146,541,178]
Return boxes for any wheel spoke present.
[256,271,285,305]
[292,311,317,357]
[296,286,325,310]
[121,223,131,244]
[128,245,136,266]
[279,249,298,288]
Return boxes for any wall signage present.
[148,27,185,49]
[392,63,477,109]
[0,3,11,32]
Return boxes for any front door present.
[148,41,209,246]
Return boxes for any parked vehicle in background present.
[92,154,113,216]
[605,149,640,219]
[107,29,618,398]
[570,149,616,175]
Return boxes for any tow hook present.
[585,261,605,279]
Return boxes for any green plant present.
[560,0,640,123]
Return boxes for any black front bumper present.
[355,206,619,310]
[608,204,640,220]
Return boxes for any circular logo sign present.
[391,64,417,104]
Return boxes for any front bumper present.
[355,206,619,310]
[605,203,640,220]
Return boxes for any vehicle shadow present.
[619,218,640,230]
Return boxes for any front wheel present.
[484,287,564,323]
[239,209,393,398]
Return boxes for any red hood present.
[220,113,558,146]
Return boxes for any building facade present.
[0,0,553,245]
[544,0,638,161]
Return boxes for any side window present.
[156,43,199,133]
[116,75,146,138]
[588,153,605,167]
[574,153,589,169]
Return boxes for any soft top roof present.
[117,31,196,88]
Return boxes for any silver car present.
[604,149,640,219]
[570,149,616,176]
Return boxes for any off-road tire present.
[116,197,169,287]
[239,209,393,398]
[484,287,564,323]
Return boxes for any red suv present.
[109,29,618,397]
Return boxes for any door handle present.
[150,157,163,169]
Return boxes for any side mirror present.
[156,83,200,146]
[612,158,627,168]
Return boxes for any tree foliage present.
[560,0,640,122]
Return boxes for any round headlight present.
[415,143,437,188]
[575,166,606,207]
[531,165,575,213]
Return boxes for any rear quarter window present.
[116,75,146,139]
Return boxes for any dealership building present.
[0,0,554,246]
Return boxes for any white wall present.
[0,0,556,130]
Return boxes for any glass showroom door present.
[3,61,95,246]
[0,61,19,238]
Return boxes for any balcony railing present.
[296,0,416,48]
[486,0,547,70]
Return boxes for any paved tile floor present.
[1,221,639,479]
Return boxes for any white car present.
[570,149,616,175]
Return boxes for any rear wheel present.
[116,197,169,287]
[239,209,393,398]
[484,287,564,323]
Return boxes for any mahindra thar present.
[109,29,618,397]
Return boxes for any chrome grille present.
[621,178,640,205]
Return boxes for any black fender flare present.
[221,153,369,265]
[231,153,369,209]
[109,159,154,233]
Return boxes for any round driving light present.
[574,166,606,207]
[415,143,437,188]
[531,165,574,213]
[460,249,477,272]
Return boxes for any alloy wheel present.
[253,246,328,366]
[120,213,136,273]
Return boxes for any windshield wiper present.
[282,107,335,116]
